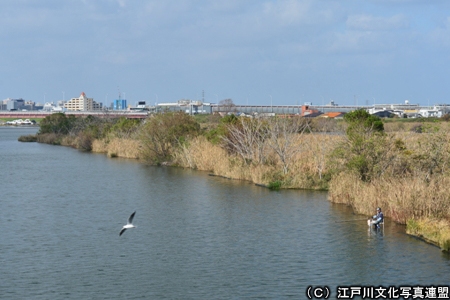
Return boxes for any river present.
[1,127,449,299]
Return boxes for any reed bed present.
[173,133,342,188]
[35,113,450,250]
[328,127,450,250]
[92,138,141,159]
[407,218,450,251]
[173,136,253,181]
[329,175,450,221]
[174,124,450,250]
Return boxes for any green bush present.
[109,117,141,138]
[268,180,282,190]
[38,113,74,135]
[204,114,239,144]
[334,109,391,182]
[139,112,201,164]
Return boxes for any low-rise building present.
[157,100,213,114]
[418,108,442,118]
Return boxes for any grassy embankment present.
[0,117,43,123]
[28,112,450,251]
[329,118,450,251]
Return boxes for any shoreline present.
[26,128,450,252]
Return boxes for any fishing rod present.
[334,218,369,223]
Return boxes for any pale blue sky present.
[1,0,450,107]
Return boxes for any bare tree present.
[307,118,338,180]
[307,135,333,180]
[221,117,268,165]
[218,99,236,114]
[266,117,310,175]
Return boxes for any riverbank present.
[7,123,450,297]
[27,112,450,251]
[407,218,450,251]
[38,131,450,252]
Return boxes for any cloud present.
[346,14,409,31]
[429,17,450,49]
[2,0,450,105]
[262,0,310,26]
[116,0,126,8]
[261,0,336,27]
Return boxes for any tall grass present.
[407,218,450,251]
[327,125,450,249]
[35,113,450,249]
[173,133,341,188]
[173,135,252,180]
[92,138,141,159]
[328,174,450,223]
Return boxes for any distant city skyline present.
[1,1,450,107]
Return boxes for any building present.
[64,92,102,111]
[113,99,127,110]
[42,102,57,111]
[130,101,149,111]
[157,100,213,114]
[301,104,322,117]
[321,112,345,119]
[4,98,25,111]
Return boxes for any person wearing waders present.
[372,207,384,229]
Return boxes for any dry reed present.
[41,116,450,249]
[172,132,342,188]
[407,218,450,251]
[327,127,450,249]
[92,138,141,159]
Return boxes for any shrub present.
[441,113,450,122]
[36,133,63,145]
[76,132,94,151]
[334,109,390,182]
[411,124,423,133]
[18,135,37,142]
[268,180,282,190]
[109,117,141,138]
[38,113,74,135]
[205,114,239,144]
[139,112,201,164]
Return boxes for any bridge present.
[0,110,149,119]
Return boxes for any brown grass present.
[325,126,450,250]
[407,218,450,251]
[92,138,141,159]
[172,133,342,188]
[37,118,450,249]
[173,136,251,180]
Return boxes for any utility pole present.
[270,95,273,113]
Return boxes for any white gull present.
[119,211,136,236]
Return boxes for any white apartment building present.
[64,92,102,111]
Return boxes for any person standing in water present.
[372,207,384,228]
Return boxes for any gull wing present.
[128,211,136,225]
[119,227,127,236]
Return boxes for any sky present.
[1,0,450,107]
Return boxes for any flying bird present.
[119,211,136,236]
